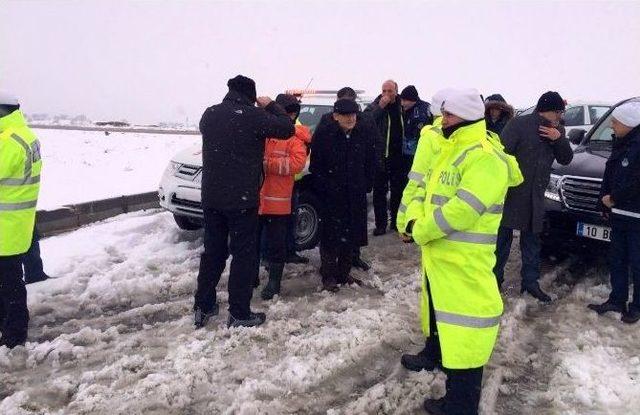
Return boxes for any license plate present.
[576,222,611,242]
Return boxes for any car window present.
[588,106,610,125]
[563,106,585,126]
[589,114,614,143]
[298,105,333,133]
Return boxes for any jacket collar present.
[0,109,26,133]
[223,90,255,106]
[444,119,486,145]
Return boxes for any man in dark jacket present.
[493,91,574,302]
[310,99,375,292]
[484,94,514,135]
[315,87,381,272]
[399,85,433,181]
[588,101,640,323]
[366,80,405,235]
[194,75,294,329]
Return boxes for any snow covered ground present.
[1,211,639,414]
[34,128,200,210]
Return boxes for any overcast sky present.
[2,0,639,124]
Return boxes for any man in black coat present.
[315,87,382,272]
[310,99,375,292]
[493,91,574,302]
[365,80,405,235]
[484,94,514,135]
[194,75,295,329]
[399,85,433,181]
[589,101,640,323]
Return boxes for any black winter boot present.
[261,262,284,300]
[401,337,442,372]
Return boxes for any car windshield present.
[298,104,333,133]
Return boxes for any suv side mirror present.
[568,129,586,145]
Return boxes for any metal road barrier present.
[37,192,160,236]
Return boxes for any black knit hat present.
[337,87,357,100]
[333,98,359,115]
[535,91,565,112]
[275,93,300,115]
[400,85,419,102]
[485,94,506,104]
[227,75,257,103]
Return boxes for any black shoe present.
[423,397,446,415]
[338,275,363,286]
[322,277,340,293]
[622,307,640,324]
[286,253,309,264]
[25,273,50,284]
[373,227,387,236]
[0,335,26,349]
[261,263,284,300]
[227,312,266,328]
[588,300,626,315]
[521,283,552,303]
[401,340,441,372]
[352,256,371,271]
[194,304,219,329]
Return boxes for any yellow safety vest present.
[0,110,42,255]
[406,120,523,369]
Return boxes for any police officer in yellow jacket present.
[397,88,453,236]
[403,89,523,415]
[0,92,42,348]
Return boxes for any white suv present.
[158,91,370,250]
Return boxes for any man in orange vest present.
[259,94,311,300]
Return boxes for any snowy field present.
[34,128,200,210]
[1,211,638,414]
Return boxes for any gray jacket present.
[500,113,574,233]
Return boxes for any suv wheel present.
[295,190,320,251]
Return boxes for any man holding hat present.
[493,91,574,301]
[310,99,375,292]
[403,88,523,414]
[589,100,640,324]
[194,75,294,329]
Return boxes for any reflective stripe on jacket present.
[0,110,42,255]
[259,124,311,215]
[406,119,523,369]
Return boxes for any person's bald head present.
[381,79,398,102]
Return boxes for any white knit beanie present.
[441,88,485,121]
[431,88,455,116]
[612,101,640,128]
[0,91,19,106]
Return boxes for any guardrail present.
[30,124,199,135]
[37,191,160,237]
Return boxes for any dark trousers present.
[373,158,409,230]
[194,207,258,319]
[608,225,640,308]
[493,226,541,288]
[0,255,29,343]
[258,215,288,264]
[22,228,47,283]
[319,243,354,283]
[286,189,299,255]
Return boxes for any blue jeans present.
[608,225,640,308]
[493,227,541,288]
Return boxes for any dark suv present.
[542,97,640,251]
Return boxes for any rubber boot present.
[261,262,284,300]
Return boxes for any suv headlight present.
[545,174,562,202]
[165,161,181,176]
